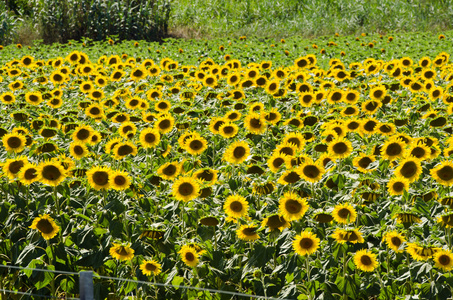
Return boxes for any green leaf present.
[172,276,184,290]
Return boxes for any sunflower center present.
[250,118,262,129]
[242,227,258,236]
[303,165,320,179]
[118,246,129,256]
[37,219,54,234]
[338,208,352,219]
[7,136,22,148]
[145,263,157,272]
[364,121,377,131]
[8,160,23,174]
[300,238,314,249]
[163,165,176,176]
[223,126,234,134]
[437,166,453,181]
[360,255,372,266]
[266,215,286,229]
[386,143,402,156]
[393,182,404,192]
[185,252,195,261]
[358,157,372,168]
[179,182,194,196]
[117,145,133,156]
[332,142,347,154]
[331,91,342,101]
[273,158,285,168]
[400,161,417,178]
[439,254,451,266]
[42,165,61,180]
[24,168,37,180]
[90,107,101,115]
[189,140,203,150]
[230,201,243,212]
[284,172,300,183]
[144,133,156,143]
[93,171,109,186]
[76,129,90,140]
[391,237,402,247]
[159,119,171,130]
[233,146,246,159]
[73,145,84,155]
[347,231,359,241]
[198,170,213,181]
[285,199,302,214]
[114,176,126,186]
[29,95,39,102]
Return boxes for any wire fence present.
[0,264,289,300]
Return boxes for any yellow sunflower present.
[69,142,89,160]
[140,260,162,276]
[261,214,290,232]
[382,231,406,253]
[381,138,406,161]
[223,195,249,219]
[193,168,218,186]
[332,228,364,244]
[139,128,161,149]
[18,163,38,185]
[352,154,376,173]
[433,250,453,271]
[2,132,26,153]
[354,249,378,272]
[112,141,138,160]
[184,136,208,156]
[109,170,131,191]
[110,243,135,261]
[332,203,357,224]
[86,166,112,190]
[36,161,67,186]
[387,177,410,196]
[172,177,200,202]
[218,122,239,139]
[29,214,60,240]
[327,138,352,159]
[223,141,250,164]
[279,192,309,221]
[406,242,440,261]
[155,114,175,134]
[296,162,325,183]
[431,161,453,186]
[244,113,267,135]
[179,245,199,267]
[293,231,320,256]
[157,162,181,181]
[394,157,423,183]
[72,125,94,143]
[236,225,260,241]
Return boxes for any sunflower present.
[381,138,406,161]
[2,132,26,153]
[85,103,104,119]
[354,249,378,272]
[223,141,250,164]
[382,231,406,253]
[261,214,290,232]
[110,170,131,191]
[194,168,218,186]
[172,177,200,202]
[179,245,199,267]
[29,215,60,240]
[125,97,142,110]
[184,136,208,156]
[69,142,89,160]
[155,114,175,134]
[431,161,453,186]
[406,242,440,261]
[25,91,43,105]
[293,231,320,256]
[327,138,352,159]
[332,228,364,244]
[387,177,410,196]
[279,192,309,221]
[72,125,94,143]
[36,161,67,186]
[0,92,15,104]
[237,225,260,241]
[359,118,379,136]
[395,212,421,226]
[352,154,376,173]
[313,210,334,223]
[224,195,249,219]
[244,113,267,135]
[18,163,38,185]
[394,157,422,183]
[112,141,138,160]
[218,122,239,139]
[433,250,453,271]
[332,203,357,224]
[110,243,134,261]
[157,162,181,181]
[140,260,162,276]
[139,128,161,149]
[86,166,112,190]
[118,121,137,139]
[278,170,301,185]
[296,162,325,183]
[267,152,289,173]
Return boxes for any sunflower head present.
[354,249,378,272]
[110,243,134,261]
[29,214,60,240]
[293,231,320,256]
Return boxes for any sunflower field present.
[1,32,453,299]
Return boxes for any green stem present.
[47,240,56,297]
[54,186,60,215]
[214,226,217,251]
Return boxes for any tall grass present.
[170,0,453,39]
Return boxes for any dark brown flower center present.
[93,171,109,186]
[179,182,194,196]
[37,219,54,234]
[300,238,314,249]
[285,199,302,214]
[360,255,372,266]
[303,165,320,179]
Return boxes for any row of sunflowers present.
[1,32,453,299]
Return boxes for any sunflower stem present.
[153,274,158,299]
[214,226,217,251]
[53,186,60,216]
[46,240,56,297]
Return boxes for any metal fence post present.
[79,271,94,300]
